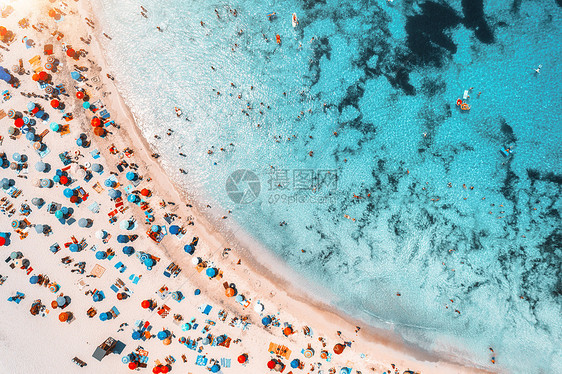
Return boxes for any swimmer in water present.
[534,64,542,74]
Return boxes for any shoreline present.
[82,3,494,374]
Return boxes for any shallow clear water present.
[93,0,562,371]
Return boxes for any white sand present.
[0,1,498,373]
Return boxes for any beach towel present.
[199,305,212,315]
[220,358,231,368]
[90,149,101,159]
[195,356,207,366]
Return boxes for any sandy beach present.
[0,1,500,373]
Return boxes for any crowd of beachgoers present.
[0,1,494,374]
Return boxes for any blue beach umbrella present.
[127,194,139,203]
[99,312,109,321]
[63,188,74,198]
[183,244,194,254]
[35,161,46,172]
[61,207,69,215]
[34,224,44,234]
[104,179,115,187]
[157,331,168,340]
[206,268,217,278]
[78,218,88,227]
[76,138,83,147]
[261,316,272,326]
[108,189,121,199]
[32,197,44,206]
[235,295,244,303]
[122,246,134,255]
[69,243,79,252]
[194,289,201,296]
[50,122,59,132]
[202,337,210,345]
[169,225,180,235]
[126,171,137,181]
[210,364,220,373]
[27,102,35,110]
[291,359,300,368]
[55,210,63,219]
[92,163,102,172]
[70,71,81,80]
[36,110,45,119]
[26,132,35,141]
[82,101,90,109]
[95,251,107,260]
[57,296,66,307]
[12,153,21,162]
[29,275,39,284]
[93,293,104,302]
[181,323,191,331]
[144,258,155,267]
[53,175,61,183]
[132,331,141,340]
[117,235,129,243]
[151,225,160,233]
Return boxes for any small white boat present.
[174,107,182,117]
[292,13,298,28]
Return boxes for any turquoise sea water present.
[93,0,562,371]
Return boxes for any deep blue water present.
[94,0,562,371]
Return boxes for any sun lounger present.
[110,306,120,318]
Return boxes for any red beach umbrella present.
[59,176,69,185]
[69,196,78,203]
[237,354,247,363]
[333,343,345,355]
[58,312,69,322]
[128,362,138,370]
[76,91,84,99]
[267,360,276,369]
[0,237,5,246]
[50,99,60,108]
[48,9,56,17]
[38,71,48,81]
[32,107,39,114]
[141,300,151,309]
[93,127,106,137]
[32,73,40,81]
[66,48,75,57]
[152,366,162,374]
[91,117,101,127]
[14,118,24,128]
[0,26,7,36]
[140,188,150,196]
[160,366,169,373]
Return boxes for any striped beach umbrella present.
[45,85,54,95]
[47,56,55,63]
[7,109,15,118]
